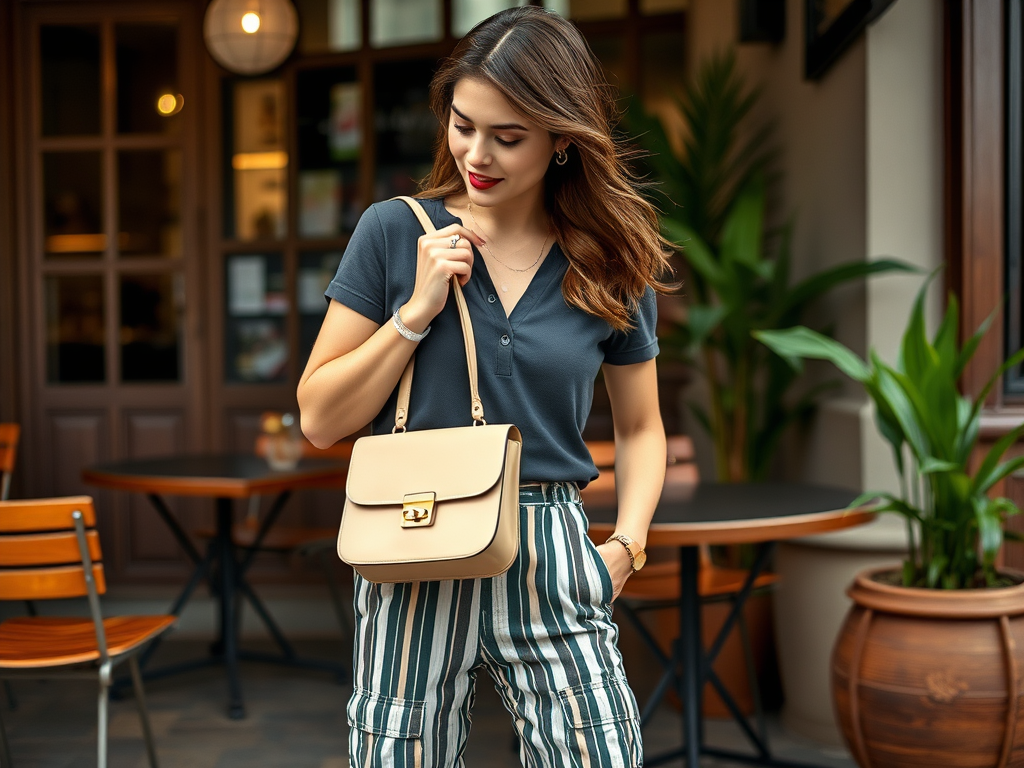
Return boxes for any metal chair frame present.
[0,504,172,768]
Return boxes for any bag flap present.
[346,424,521,505]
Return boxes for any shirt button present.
[487,294,496,304]
[500,334,511,346]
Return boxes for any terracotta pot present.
[831,567,1024,768]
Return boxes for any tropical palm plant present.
[757,280,1024,588]
[628,50,915,481]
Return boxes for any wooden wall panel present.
[47,411,106,496]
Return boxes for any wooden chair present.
[0,496,176,767]
[583,436,778,739]
[0,423,20,502]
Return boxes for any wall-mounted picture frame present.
[804,0,898,80]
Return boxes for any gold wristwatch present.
[606,534,647,572]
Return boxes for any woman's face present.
[447,77,563,210]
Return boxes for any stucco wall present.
[683,0,943,492]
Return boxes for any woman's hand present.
[595,541,636,602]
[399,223,485,333]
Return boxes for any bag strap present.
[392,196,486,431]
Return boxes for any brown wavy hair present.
[417,6,674,331]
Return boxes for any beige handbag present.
[336,196,523,584]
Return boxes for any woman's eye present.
[496,137,522,147]
[453,123,473,135]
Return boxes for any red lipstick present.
[469,172,502,190]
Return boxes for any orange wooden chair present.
[0,423,20,502]
[583,436,778,738]
[0,496,175,767]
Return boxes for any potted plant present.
[756,280,1024,768]
[628,51,915,482]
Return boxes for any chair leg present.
[0,700,12,768]
[3,681,16,711]
[129,655,160,768]
[737,604,769,745]
[318,548,352,638]
[97,676,109,768]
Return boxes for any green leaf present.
[972,423,1024,495]
[719,177,765,271]
[755,327,871,381]
[926,554,949,588]
[686,305,728,348]
[920,457,960,474]
[778,259,919,319]
[662,219,726,286]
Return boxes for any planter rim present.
[847,566,1024,618]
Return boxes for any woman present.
[298,7,671,767]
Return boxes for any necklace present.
[468,202,548,291]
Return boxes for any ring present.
[450,235,460,249]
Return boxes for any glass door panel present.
[452,0,528,36]
[297,67,362,238]
[118,150,183,258]
[371,0,442,47]
[298,251,342,366]
[115,23,181,135]
[40,25,101,137]
[43,151,104,259]
[224,253,288,383]
[120,273,183,382]
[227,79,288,240]
[295,0,361,53]
[45,275,105,383]
[373,60,437,200]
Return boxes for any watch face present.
[632,547,647,571]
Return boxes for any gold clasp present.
[401,492,436,528]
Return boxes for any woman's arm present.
[595,358,666,599]
[297,221,483,448]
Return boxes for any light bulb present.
[241,11,261,33]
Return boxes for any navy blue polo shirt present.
[325,197,659,486]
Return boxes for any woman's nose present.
[466,137,490,166]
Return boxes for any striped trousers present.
[347,482,643,768]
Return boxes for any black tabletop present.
[584,482,865,546]
[86,454,342,480]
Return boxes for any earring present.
[555,148,568,166]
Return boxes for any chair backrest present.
[0,496,106,601]
[585,435,700,483]
[0,423,21,501]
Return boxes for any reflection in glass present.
[640,0,688,13]
[371,0,442,47]
[296,0,360,53]
[116,23,180,135]
[374,60,436,200]
[299,251,342,365]
[119,150,183,258]
[230,79,287,240]
[297,68,362,237]
[588,36,628,92]
[43,152,104,258]
[46,275,105,383]
[641,31,687,140]
[225,253,288,382]
[121,273,181,382]
[551,0,627,20]
[452,0,528,36]
[40,26,101,137]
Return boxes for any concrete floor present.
[1,637,856,768]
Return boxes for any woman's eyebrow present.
[451,103,528,131]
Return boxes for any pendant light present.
[204,0,299,76]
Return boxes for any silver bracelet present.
[392,310,430,342]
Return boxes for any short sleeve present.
[601,285,660,365]
[324,205,388,324]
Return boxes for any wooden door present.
[15,1,207,582]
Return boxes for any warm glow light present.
[241,11,261,33]
[232,151,289,170]
[156,93,184,116]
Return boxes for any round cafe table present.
[583,482,873,768]
[83,453,347,719]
